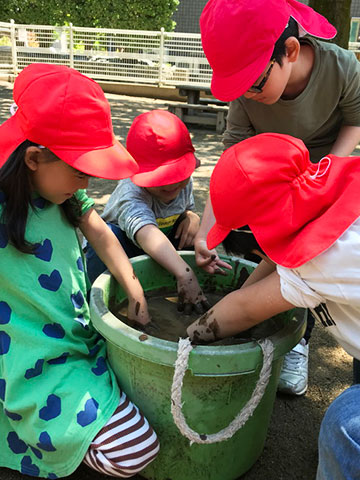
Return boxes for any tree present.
[0,0,179,31]
[309,0,352,49]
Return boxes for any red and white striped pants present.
[83,391,160,477]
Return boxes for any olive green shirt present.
[223,38,360,162]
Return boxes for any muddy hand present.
[195,240,232,275]
[186,309,220,344]
[127,296,151,325]
[177,267,210,315]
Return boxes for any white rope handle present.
[171,337,274,445]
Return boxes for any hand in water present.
[176,267,211,315]
[127,295,151,326]
[195,239,232,275]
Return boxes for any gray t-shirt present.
[223,37,360,162]
[102,178,195,246]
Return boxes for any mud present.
[110,288,283,344]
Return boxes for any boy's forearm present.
[194,196,215,245]
[135,224,190,279]
[330,125,360,157]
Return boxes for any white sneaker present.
[278,339,309,396]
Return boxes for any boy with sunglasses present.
[195,0,360,396]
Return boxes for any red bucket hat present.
[207,133,360,268]
[128,110,197,187]
[0,63,138,180]
[200,0,337,102]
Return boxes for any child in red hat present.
[197,0,360,395]
[86,109,209,314]
[0,63,159,478]
[187,133,360,479]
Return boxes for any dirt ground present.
[0,80,356,480]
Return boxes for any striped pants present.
[83,391,160,477]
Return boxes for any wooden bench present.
[167,102,229,133]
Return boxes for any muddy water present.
[110,289,283,345]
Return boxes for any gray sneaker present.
[278,339,309,396]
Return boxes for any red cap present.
[200,0,337,102]
[128,110,196,187]
[207,133,360,268]
[0,63,138,180]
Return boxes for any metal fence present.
[1,20,360,89]
[0,20,212,88]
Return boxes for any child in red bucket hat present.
[0,64,160,478]
[86,109,209,314]
[187,133,360,478]
[197,0,360,395]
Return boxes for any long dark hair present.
[0,140,82,254]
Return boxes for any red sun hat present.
[0,63,138,180]
[128,110,197,187]
[207,133,360,268]
[200,0,337,102]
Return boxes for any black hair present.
[272,16,299,66]
[0,140,83,254]
[222,226,265,258]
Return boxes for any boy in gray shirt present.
[86,110,209,315]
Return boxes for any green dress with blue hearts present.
[0,190,120,478]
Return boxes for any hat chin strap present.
[310,156,332,180]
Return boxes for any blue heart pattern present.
[36,431,56,452]
[25,359,44,379]
[34,239,53,262]
[0,301,11,324]
[0,224,8,248]
[30,446,43,459]
[77,398,99,427]
[39,394,61,421]
[0,378,6,400]
[71,291,84,309]
[91,357,108,376]
[0,331,11,355]
[76,257,84,272]
[42,323,65,339]
[7,432,28,454]
[38,270,62,292]
[21,455,40,476]
[4,409,22,421]
[47,352,69,365]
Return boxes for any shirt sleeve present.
[277,265,325,309]
[185,178,195,211]
[338,49,360,126]
[222,98,256,150]
[102,179,158,245]
[74,189,95,215]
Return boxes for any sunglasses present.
[247,59,276,94]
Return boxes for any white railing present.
[0,20,212,88]
[1,20,360,88]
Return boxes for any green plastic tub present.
[90,252,306,480]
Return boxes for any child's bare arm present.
[174,210,200,249]
[330,125,360,157]
[187,271,294,343]
[241,259,276,288]
[135,224,209,314]
[194,197,232,274]
[79,208,150,325]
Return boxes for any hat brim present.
[210,2,337,102]
[131,151,197,187]
[207,223,231,251]
[0,113,138,180]
[51,140,139,180]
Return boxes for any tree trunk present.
[309,0,352,49]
